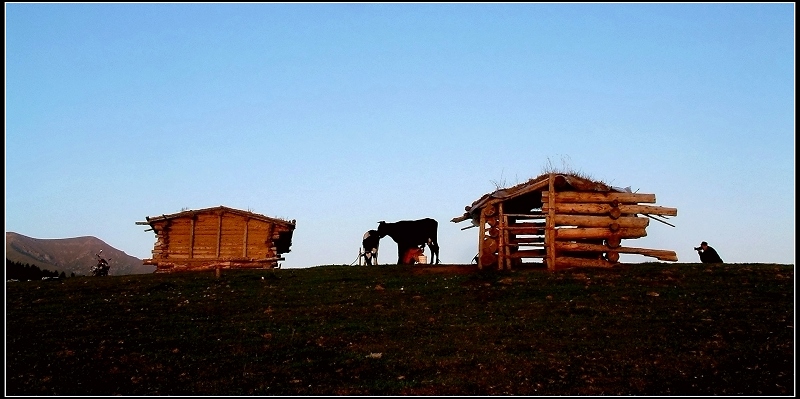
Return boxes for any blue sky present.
[5,3,795,267]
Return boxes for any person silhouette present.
[695,241,723,263]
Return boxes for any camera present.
[694,247,702,251]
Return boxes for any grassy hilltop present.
[5,262,794,395]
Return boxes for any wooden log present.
[555,256,615,269]
[543,203,677,216]
[546,174,556,270]
[553,215,649,228]
[483,237,499,253]
[480,253,497,266]
[606,235,622,249]
[483,205,497,217]
[488,227,500,237]
[606,251,620,263]
[542,191,656,204]
[555,242,678,261]
[216,214,223,258]
[498,202,507,270]
[553,174,569,189]
[555,227,647,240]
[477,212,486,269]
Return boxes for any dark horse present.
[377,218,440,265]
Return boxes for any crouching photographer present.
[695,241,724,263]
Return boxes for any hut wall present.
[218,213,245,258]
[165,218,193,260]
[475,174,677,271]
[246,220,273,259]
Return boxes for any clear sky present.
[5,3,795,268]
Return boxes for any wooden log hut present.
[136,206,296,273]
[451,173,678,270]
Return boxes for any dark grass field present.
[5,262,794,396]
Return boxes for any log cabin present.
[136,206,296,273]
[451,173,678,271]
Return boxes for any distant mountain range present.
[5,232,155,276]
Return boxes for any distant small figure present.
[694,241,723,263]
[92,250,111,276]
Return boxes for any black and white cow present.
[377,218,440,265]
[362,229,380,266]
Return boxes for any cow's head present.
[376,221,388,237]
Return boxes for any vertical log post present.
[478,212,486,270]
[216,213,222,258]
[189,217,195,259]
[498,202,505,271]
[546,173,556,270]
[242,218,249,258]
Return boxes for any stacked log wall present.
[165,218,192,260]
[192,213,218,259]
[475,174,677,271]
[142,210,294,273]
[542,186,677,270]
[478,206,548,271]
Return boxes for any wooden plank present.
[510,237,545,244]
[504,226,546,234]
[543,203,677,216]
[504,213,546,219]
[509,249,546,258]
[509,221,546,228]
[555,227,647,240]
[542,191,656,204]
[553,215,649,228]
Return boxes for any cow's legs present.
[396,243,405,264]
[364,251,373,266]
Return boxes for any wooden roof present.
[136,206,296,228]
[452,173,624,224]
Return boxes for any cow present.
[377,218,440,265]
[362,229,380,266]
